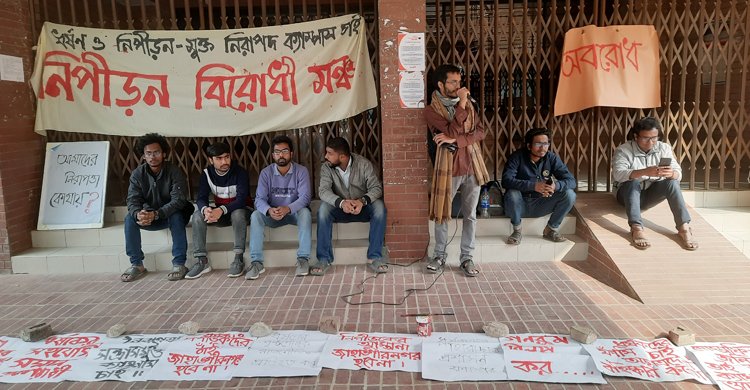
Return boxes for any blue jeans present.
[316,199,387,264]
[249,208,312,263]
[191,208,249,258]
[615,179,691,229]
[504,188,576,229]
[125,212,188,267]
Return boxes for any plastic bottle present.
[479,187,490,218]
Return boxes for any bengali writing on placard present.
[30,14,377,137]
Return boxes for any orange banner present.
[554,25,660,116]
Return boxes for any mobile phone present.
[658,157,671,167]
[545,177,554,185]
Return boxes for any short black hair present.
[629,116,663,140]
[272,135,294,153]
[136,133,170,157]
[206,142,230,158]
[431,64,462,91]
[326,137,350,156]
[524,127,552,146]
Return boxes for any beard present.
[276,158,289,167]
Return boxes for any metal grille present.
[426,0,750,191]
[30,0,381,204]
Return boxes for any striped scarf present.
[429,91,489,224]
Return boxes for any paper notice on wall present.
[399,71,425,108]
[397,32,425,71]
[0,54,24,82]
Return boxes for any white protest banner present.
[30,14,377,137]
[238,330,330,377]
[320,332,422,372]
[0,333,103,383]
[501,333,585,355]
[688,342,750,390]
[0,337,21,372]
[421,332,506,382]
[504,350,606,384]
[584,338,712,384]
[76,333,183,382]
[145,332,251,381]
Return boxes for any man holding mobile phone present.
[612,117,698,251]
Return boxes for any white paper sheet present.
[0,333,103,383]
[320,332,422,372]
[501,333,586,355]
[237,330,330,377]
[504,350,606,384]
[688,342,750,390]
[584,338,712,384]
[421,332,506,381]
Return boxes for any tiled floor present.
[1,259,748,389]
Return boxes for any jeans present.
[433,175,481,260]
[615,179,691,229]
[316,199,387,264]
[191,208,249,258]
[249,207,312,263]
[125,212,188,267]
[504,188,576,229]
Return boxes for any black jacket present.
[127,161,193,220]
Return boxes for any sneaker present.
[295,257,310,276]
[245,261,265,280]
[185,258,211,279]
[227,254,245,278]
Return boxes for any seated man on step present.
[246,135,312,280]
[612,116,698,250]
[121,133,194,282]
[188,142,251,280]
[501,128,577,245]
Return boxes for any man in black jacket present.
[120,133,194,282]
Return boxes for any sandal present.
[543,226,567,243]
[507,230,522,245]
[120,265,147,282]
[309,261,331,276]
[426,255,446,273]
[367,259,389,274]
[677,226,699,251]
[167,265,188,281]
[631,225,650,249]
[460,259,479,277]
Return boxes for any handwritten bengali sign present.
[688,342,750,390]
[38,141,109,230]
[421,332,507,382]
[554,24,660,116]
[500,333,586,355]
[320,332,422,372]
[145,332,251,381]
[0,333,103,383]
[77,334,182,382]
[30,14,377,137]
[584,338,712,384]
[238,330,330,377]
[504,350,606,384]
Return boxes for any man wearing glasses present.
[501,128,577,245]
[246,135,312,279]
[612,116,698,250]
[424,64,489,277]
[188,142,251,279]
[121,133,194,282]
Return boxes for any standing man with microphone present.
[424,64,490,277]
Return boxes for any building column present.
[377,2,430,261]
[0,1,44,272]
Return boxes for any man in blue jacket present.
[501,128,577,244]
[246,135,312,280]
[187,142,251,279]
[121,133,194,282]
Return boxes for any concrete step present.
[427,234,588,263]
[428,214,577,237]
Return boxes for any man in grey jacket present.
[120,133,194,282]
[310,137,387,275]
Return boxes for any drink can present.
[416,315,432,337]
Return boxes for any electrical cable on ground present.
[340,215,461,306]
